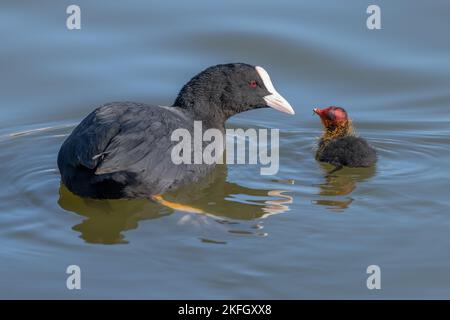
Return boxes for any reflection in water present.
[58,186,170,244]
[313,164,376,211]
[263,190,293,216]
[58,164,293,244]
[163,165,293,220]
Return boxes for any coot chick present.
[58,63,295,199]
[313,106,376,173]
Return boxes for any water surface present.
[1,0,450,299]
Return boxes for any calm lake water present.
[1,0,450,299]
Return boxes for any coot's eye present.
[249,80,257,88]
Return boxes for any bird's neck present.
[175,101,228,131]
[320,120,353,144]
[173,90,231,130]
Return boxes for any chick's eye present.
[249,80,257,88]
[327,111,335,120]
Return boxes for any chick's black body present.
[316,135,377,167]
[58,63,293,199]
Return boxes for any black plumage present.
[314,106,377,171]
[58,63,294,199]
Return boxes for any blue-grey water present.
[1,0,449,299]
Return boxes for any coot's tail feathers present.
[151,195,206,214]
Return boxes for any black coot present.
[314,106,377,173]
[58,63,295,199]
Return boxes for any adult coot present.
[314,106,376,173]
[58,63,295,199]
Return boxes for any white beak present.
[255,66,295,115]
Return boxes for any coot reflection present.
[313,164,376,211]
[58,164,293,244]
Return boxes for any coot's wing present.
[59,103,128,170]
[93,105,188,175]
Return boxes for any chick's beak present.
[313,107,323,116]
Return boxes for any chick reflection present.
[58,164,293,244]
[313,164,376,211]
